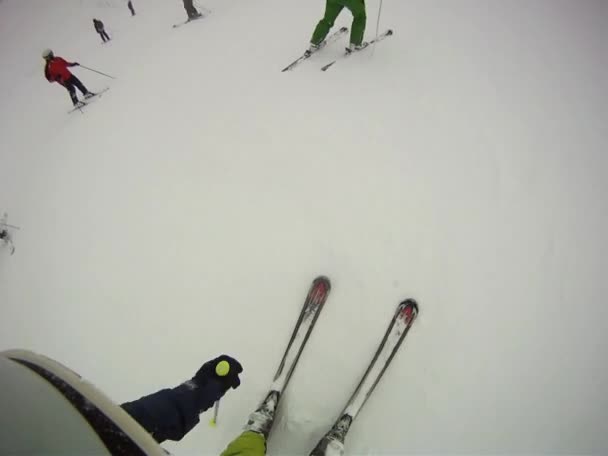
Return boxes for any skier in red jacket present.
[43,49,95,107]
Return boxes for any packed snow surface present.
[1,0,607,454]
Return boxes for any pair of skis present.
[68,88,110,114]
[320,29,393,72]
[241,276,418,456]
[282,29,394,72]
[281,27,349,72]
[172,15,204,29]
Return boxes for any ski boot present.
[243,390,279,439]
[310,414,353,456]
[345,42,367,54]
[305,41,324,57]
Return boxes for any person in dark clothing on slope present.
[122,355,243,443]
[0,229,14,255]
[93,18,111,43]
[43,49,95,107]
[183,0,202,20]
[128,0,136,16]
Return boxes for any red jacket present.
[44,57,74,85]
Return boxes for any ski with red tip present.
[309,299,419,456]
[242,276,331,438]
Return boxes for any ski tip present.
[399,299,419,317]
[313,275,331,290]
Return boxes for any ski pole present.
[78,65,116,79]
[209,360,231,427]
[371,0,384,57]
[0,223,20,230]
[209,401,220,427]
[0,213,19,230]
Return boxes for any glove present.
[71,62,80,67]
[193,355,243,394]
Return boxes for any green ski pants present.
[220,431,267,456]
[311,0,367,46]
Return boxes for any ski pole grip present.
[215,360,231,377]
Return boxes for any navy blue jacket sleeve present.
[121,380,223,442]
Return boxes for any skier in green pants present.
[308,0,367,54]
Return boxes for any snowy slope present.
[1,0,607,454]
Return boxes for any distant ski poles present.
[78,65,116,79]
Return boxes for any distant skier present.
[1,213,17,256]
[93,18,111,43]
[308,0,367,54]
[127,0,136,16]
[0,229,14,255]
[43,49,95,107]
[182,0,202,20]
